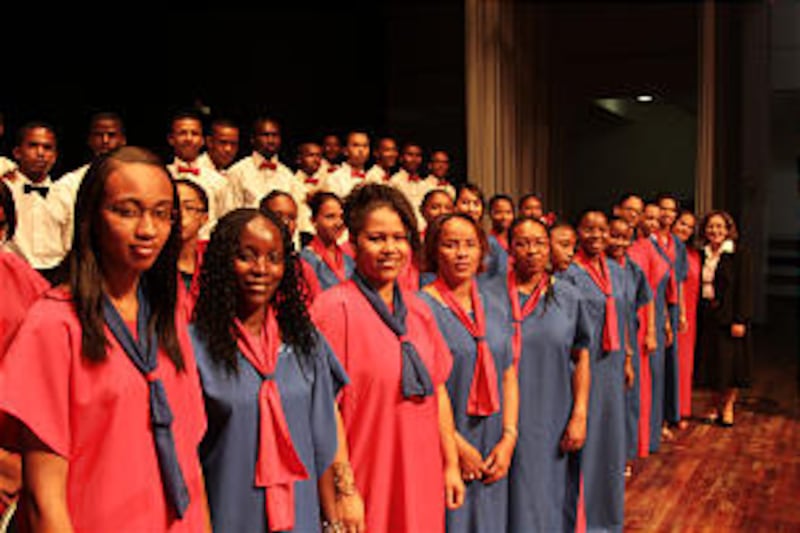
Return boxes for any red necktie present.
[409,174,420,182]
[351,169,366,179]
[327,165,338,173]
[506,270,550,369]
[234,309,309,531]
[260,160,277,171]
[177,166,199,176]
[574,249,621,352]
[433,278,500,416]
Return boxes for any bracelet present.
[333,462,357,497]
[322,520,344,533]
[503,425,518,440]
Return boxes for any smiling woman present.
[0,146,210,532]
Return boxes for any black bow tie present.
[23,183,49,198]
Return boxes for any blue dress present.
[561,260,628,533]
[190,327,348,532]
[418,283,513,533]
[619,257,653,460]
[484,275,593,533]
[299,247,355,290]
[482,234,509,280]
[651,235,687,425]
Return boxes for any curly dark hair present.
[423,213,488,274]
[193,208,317,372]
[343,182,421,258]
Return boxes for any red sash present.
[309,236,347,281]
[506,269,550,369]
[433,278,500,416]
[574,249,621,352]
[235,309,309,531]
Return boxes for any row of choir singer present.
[0,124,750,532]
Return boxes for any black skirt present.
[697,298,752,391]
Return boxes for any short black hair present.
[15,121,57,147]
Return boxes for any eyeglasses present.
[104,202,176,225]
[180,204,207,216]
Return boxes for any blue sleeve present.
[675,238,688,282]
[310,335,349,475]
[572,295,594,351]
[633,263,653,308]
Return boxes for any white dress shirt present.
[48,163,91,252]
[7,171,70,269]
[365,164,392,184]
[294,169,327,237]
[423,175,456,200]
[0,156,16,176]
[225,152,303,211]
[168,157,230,240]
[321,162,368,199]
[390,169,430,229]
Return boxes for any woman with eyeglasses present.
[0,147,210,532]
[484,216,592,533]
[175,179,209,317]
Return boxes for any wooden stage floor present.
[623,297,799,532]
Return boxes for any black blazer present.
[700,246,753,326]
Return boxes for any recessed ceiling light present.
[636,95,654,103]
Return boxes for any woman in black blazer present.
[697,210,752,427]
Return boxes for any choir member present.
[51,112,127,241]
[190,208,360,532]
[0,146,210,531]
[697,211,751,427]
[299,192,354,291]
[607,217,656,473]
[484,216,591,532]
[613,193,644,239]
[424,150,456,199]
[390,142,429,228]
[484,194,514,279]
[175,179,209,317]
[365,137,398,184]
[322,132,371,200]
[419,213,518,533]
[518,193,544,220]
[654,194,688,435]
[549,222,577,274]
[6,121,70,276]
[259,191,321,303]
[453,183,484,224]
[166,110,228,239]
[420,189,454,240]
[198,118,240,175]
[311,183,465,532]
[628,203,671,454]
[321,134,343,173]
[672,209,700,427]
[226,116,302,210]
[560,210,631,533]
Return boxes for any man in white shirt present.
[365,136,398,184]
[196,117,240,176]
[294,142,325,239]
[390,142,429,228]
[4,122,69,274]
[321,131,371,199]
[166,111,228,238]
[52,112,127,224]
[424,149,456,199]
[320,133,343,174]
[225,116,303,210]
